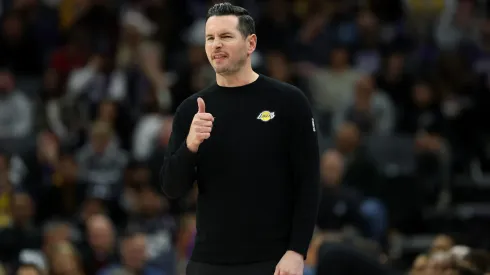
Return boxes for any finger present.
[194,120,213,127]
[197,133,210,140]
[195,126,212,133]
[195,113,214,121]
[197,97,205,113]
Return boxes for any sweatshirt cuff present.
[288,243,308,260]
[178,140,198,161]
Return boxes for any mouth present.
[212,53,228,61]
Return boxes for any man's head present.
[0,70,15,95]
[86,214,115,253]
[11,192,34,226]
[16,264,43,275]
[120,231,147,271]
[90,120,113,154]
[138,187,168,218]
[335,122,361,155]
[320,149,345,186]
[205,2,257,75]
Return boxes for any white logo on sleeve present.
[312,118,316,132]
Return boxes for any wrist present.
[185,139,198,153]
[286,250,304,260]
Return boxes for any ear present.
[247,34,257,55]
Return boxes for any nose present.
[212,39,223,49]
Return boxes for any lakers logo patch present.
[257,111,275,122]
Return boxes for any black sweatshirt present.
[160,74,320,264]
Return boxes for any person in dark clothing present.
[317,150,369,236]
[316,242,396,275]
[159,3,320,275]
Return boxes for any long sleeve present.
[10,92,33,138]
[66,66,96,100]
[159,102,198,199]
[287,90,321,258]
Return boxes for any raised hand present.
[186,97,214,153]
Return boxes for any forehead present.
[205,15,239,34]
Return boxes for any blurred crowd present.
[1,0,490,274]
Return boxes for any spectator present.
[0,192,43,264]
[0,11,44,75]
[126,186,177,275]
[307,46,361,122]
[0,164,12,228]
[98,231,162,275]
[0,70,34,146]
[332,74,395,135]
[78,214,117,274]
[317,149,369,235]
[375,51,414,111]
[46,241,84,275]
[317,149,387,243]
[410,254,428,275]
[397,80,445,135]
[75,120,128,201]
[333,122,383,198]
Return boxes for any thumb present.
[197,97,205,113]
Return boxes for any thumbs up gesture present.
[186,97,214,153]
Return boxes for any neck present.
[216,64,259,87]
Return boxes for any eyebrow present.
[206,32,234,38]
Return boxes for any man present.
[160,3,320,275]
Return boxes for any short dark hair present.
[206,2,255,38]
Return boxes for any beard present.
[213,52,247,75]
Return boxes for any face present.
[2,15,23,41]
[81,199,104,221]
[0,72,15,93]
[52,253,77,274]
[98,101,117,122]
[88,219,114,252]
[431,235,454,254]
[0,154,8,172]
[411,255,428,275]
[356,76,374,95]
[37,132,58,162]
[122,235,147,270]
[139,189,165,216]
[413,83,432,107]
[58,156,78,182]
[12,193,33,224]
[481,20,490,38]
[357,10,377,31]
[387,53,404,75]
[16,266,40,275]
[44,225,71,250]
[266,52,289,80]
[354,76,374,104]
[205,15,256,75]
[44,69,58,90]
[335,123,360,154]
[330,48,349,68]
[320,151,344,186]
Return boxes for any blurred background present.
[1,0,490,274]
